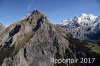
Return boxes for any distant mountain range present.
[60,13,100,40]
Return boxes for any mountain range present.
[0,10,100,66]
[60,13,100,40]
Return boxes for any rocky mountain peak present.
[32,9,41,14]
[28,10,48,24]
[0,10,72,66]
[21,9,47,22]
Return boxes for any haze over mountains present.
[0,10,100,66]
[60,13,100,40]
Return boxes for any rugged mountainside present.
[0,10,100,66]
[0,23,5,42]
[60,13,100,40]
[0,23,5,34]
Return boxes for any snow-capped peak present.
[81,13,97,17]
[80,13,97,19]
[60,19,70,25]
[59,13,100,40]
[60,13,99,28]
[77,13,97,24]
[59,13,100,29]
[88,14,97,20]
[81,13,88,17]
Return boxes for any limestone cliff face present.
[0,10,99,66]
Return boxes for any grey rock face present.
[0,10,99,66]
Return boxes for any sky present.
[0,0,100,26]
